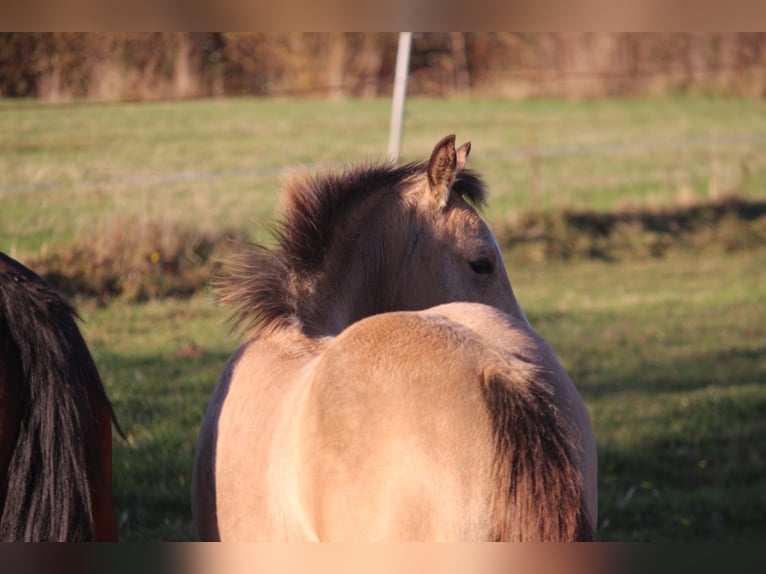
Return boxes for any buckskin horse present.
[0,252,119,541]
[192,135,597,541]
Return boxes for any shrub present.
[497,197,766,263]
[30,216,248,303]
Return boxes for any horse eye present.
[469,258,494,275]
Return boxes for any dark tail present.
[481,369,595,541]
[0,252,120,541]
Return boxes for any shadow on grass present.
[522,282,766,540]
[526,306,766,399]
[597,410,766,541]
[591,375,766,541]
[576,346,766,399]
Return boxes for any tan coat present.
[193,135,597,541]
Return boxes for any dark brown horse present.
[0,252,119,541]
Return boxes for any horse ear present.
[456,141,471,171]
[427,134,457,208]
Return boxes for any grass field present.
[73,246,766,541]
[3,96,766,255]
[1,96,765,541]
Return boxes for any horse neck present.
[304,202,409,336]
[496,279,532,329]
[288,194,531,338]
[316,271,398,336]
[296,210,531,337]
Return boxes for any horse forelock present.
[452,168,488,209]
[218,161,488,338]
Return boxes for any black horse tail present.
[0,252,120,541]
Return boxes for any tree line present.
[1,33,765,101]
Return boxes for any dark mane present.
[278,162,422,273]
[452,169,487,210]
[218,161,487,337]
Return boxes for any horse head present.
[394,134,528,326]
[220,135,528,337]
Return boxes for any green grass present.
[79,295,237,540]
[3,96,766,256]
[510,248,766,540]
[71,247,766,541]
[2,96,765,541]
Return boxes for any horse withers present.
[0,252,119,541]
[192,135,597,541]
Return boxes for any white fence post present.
[388,32,413,164]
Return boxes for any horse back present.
[202,304,595,541]
[302,311,497,540]
[303,305,594,541]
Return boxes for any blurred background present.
[1,33,765,541]
[3,33,766,101]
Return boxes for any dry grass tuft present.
[25,197,766,302]
[29,216,248,303]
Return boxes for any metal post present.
[388,32,412,164]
